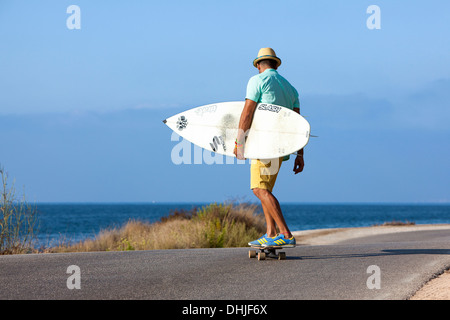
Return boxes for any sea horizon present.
[30,201,450,205]
[31,202,450,248]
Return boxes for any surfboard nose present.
[162,119,167,124]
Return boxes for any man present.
[233,48,304,248]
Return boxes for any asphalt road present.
[1,229,450,300]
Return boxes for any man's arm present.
[234,99,258,159]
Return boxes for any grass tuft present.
[373,220,416,227]
[0,166,39,255]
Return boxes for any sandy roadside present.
[291,224,450,300]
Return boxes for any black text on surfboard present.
[210,136,226,152]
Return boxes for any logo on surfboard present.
[176,116,188,131]
[257,104,281,113]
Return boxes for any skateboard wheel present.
[278,252,286,260]
[249,250,256,258]
[258,252,266,260]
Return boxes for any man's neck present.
[258,66,275,74]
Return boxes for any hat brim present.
[253,55,282,68]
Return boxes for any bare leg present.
[259,201,277,237]
[253,188,292,238]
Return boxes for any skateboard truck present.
[248,245,287,260]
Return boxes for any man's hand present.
[293,109,304,174]
[293,154,304,174]
[233,140,245,160]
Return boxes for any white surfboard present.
[163,101,310,160]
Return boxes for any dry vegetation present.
[373,220,416,226]
[0,166,38,255]
[46,202,266,253]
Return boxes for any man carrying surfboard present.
[234,48,304,248]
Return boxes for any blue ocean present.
[33,203,450,248]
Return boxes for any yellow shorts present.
[250,157,283,192]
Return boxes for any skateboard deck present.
[248,245,292,260]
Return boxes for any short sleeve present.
[293,97,300,110]
[245,76,261,102]
[293,88,300,110]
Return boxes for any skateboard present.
[248,245,290,260]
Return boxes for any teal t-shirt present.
[245,68,300,161]
[245,69,300,110]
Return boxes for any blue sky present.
[0,0,449,203]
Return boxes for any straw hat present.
[253,47,282,68]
